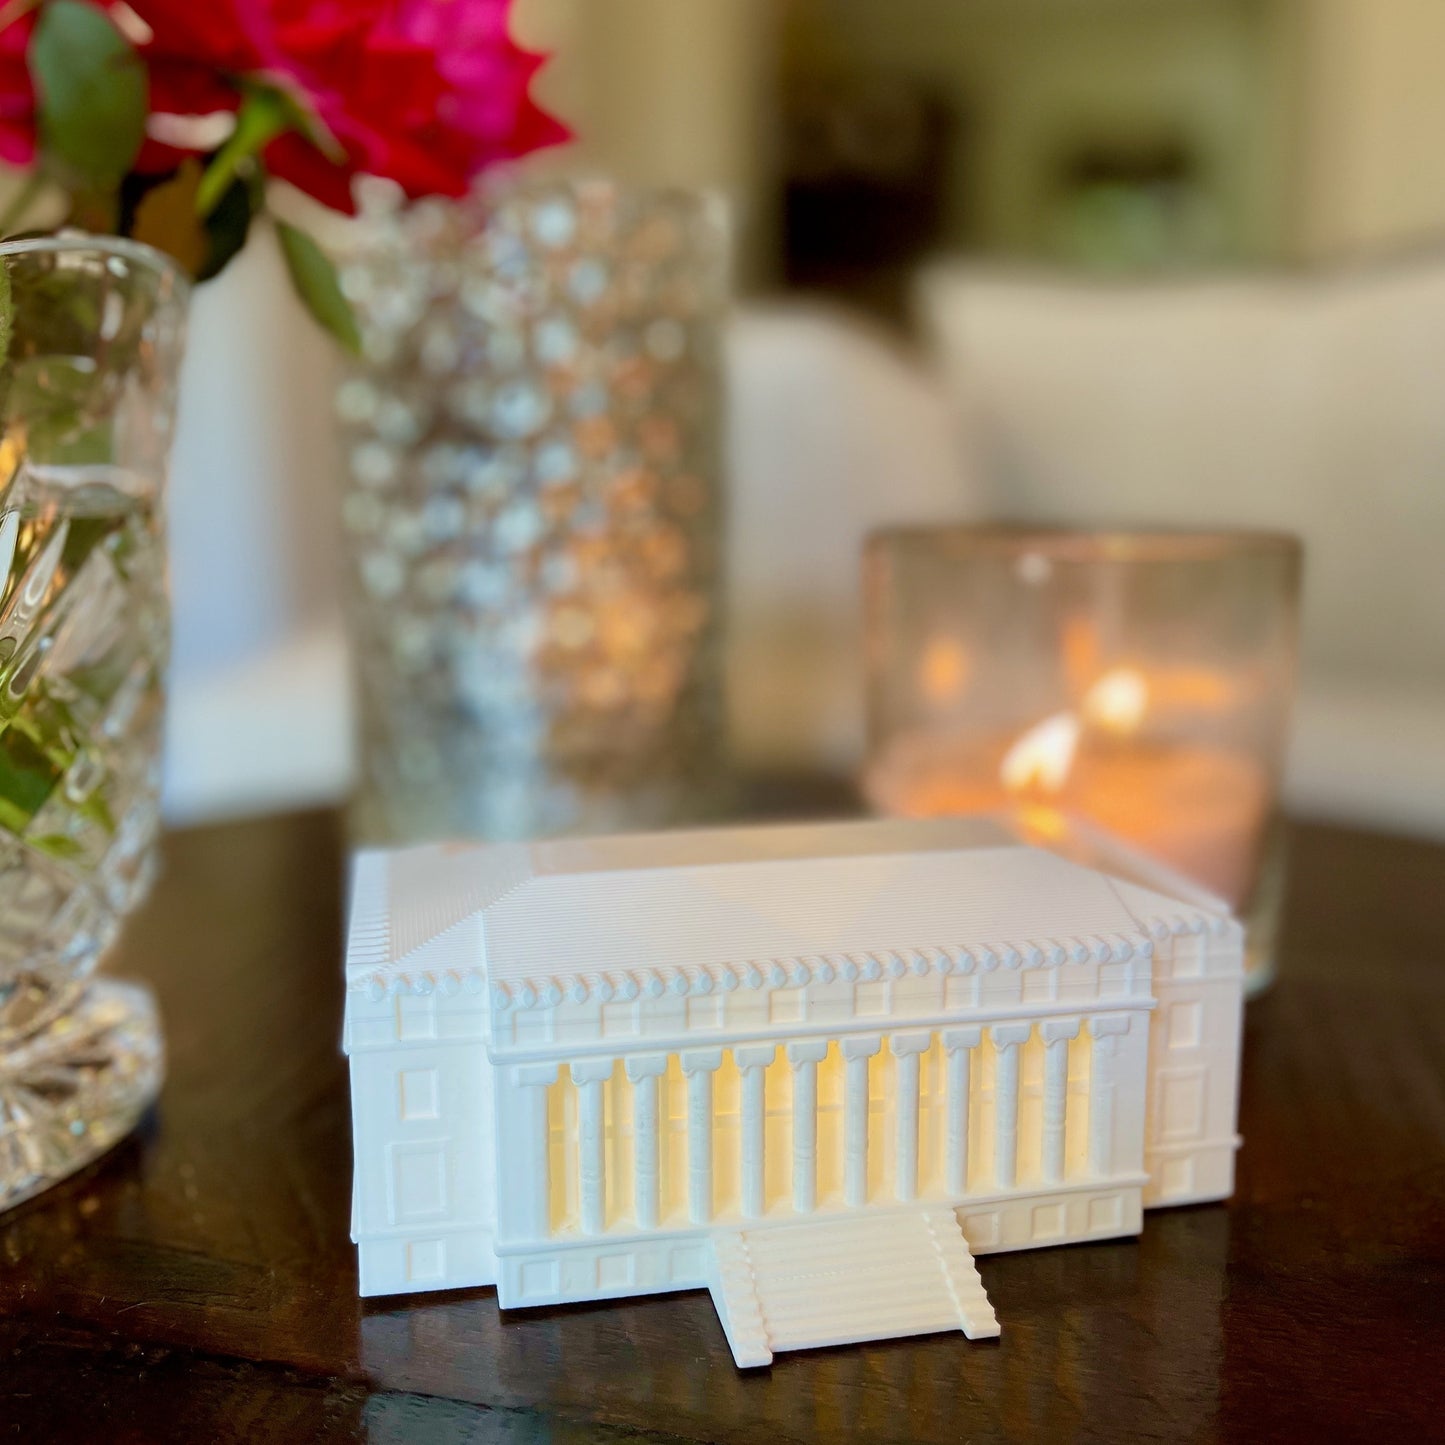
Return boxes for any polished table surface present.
[2,812,1443,1443]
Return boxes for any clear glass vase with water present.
[0,237,188,1211]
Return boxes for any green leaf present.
[275,221,360,354]
[0,728,59,830]
[76,787,115,836]
[29,0,147,191]
[131,160,209,276]
[6,355,114,464]
[269,81,347,165]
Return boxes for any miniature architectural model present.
[344,816,1244,1368]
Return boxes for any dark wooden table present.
[2,813,1443,1443]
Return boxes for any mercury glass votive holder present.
[337,177,730,843]
[863,528,1302,993]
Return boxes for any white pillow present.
[727,304,980,771]
[919,262,1445,686]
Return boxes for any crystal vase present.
[0,236,188,1212]
[337,178,730,843]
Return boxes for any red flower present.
[0,0,566,210]
[0,11,35,167]
[130,0,568,211]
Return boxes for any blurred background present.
[159,0,1445,837]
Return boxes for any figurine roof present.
[346,816,1236,1006]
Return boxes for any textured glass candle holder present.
[863,528,1302,993]
[338,177,729,843]
[0,236,188,1210]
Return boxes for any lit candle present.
[862,527,1301,993]
[866,666,1271,907]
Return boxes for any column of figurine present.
[551,1017,1122,1237]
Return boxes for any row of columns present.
[513,1014,1131,1238]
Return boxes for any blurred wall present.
[516,0,779,282]
[1286,0,1445,259]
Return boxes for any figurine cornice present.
[342,918,1244,1007]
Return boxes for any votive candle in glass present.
[863,528,1302,992]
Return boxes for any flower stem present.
[196,91,289,219]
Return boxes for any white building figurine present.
[344,816,1244,1368]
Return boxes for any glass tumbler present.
[864,527,1302,993]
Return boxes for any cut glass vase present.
[0,235,189,1212]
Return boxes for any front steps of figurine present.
[709,1209,999,1368]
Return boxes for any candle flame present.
[1000,711,1081,794]
[998,664,1149,798]
[1082,667,1149,735]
